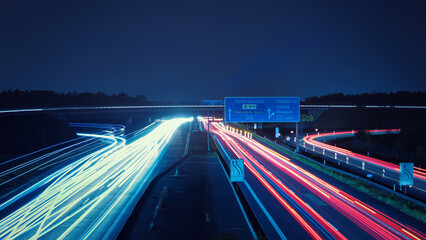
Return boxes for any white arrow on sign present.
[267,109,275,119]
[228,108,232,120]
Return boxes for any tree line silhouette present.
[0,89,147,109]
[304,91,426,106]
[2,89,426,109]
[0,113,76,155]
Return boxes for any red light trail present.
[303,130,426,181]
[203,120,425,240]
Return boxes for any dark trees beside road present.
[0,89,148,109]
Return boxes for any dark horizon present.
[1,1,426,101]
[2,89,426,109]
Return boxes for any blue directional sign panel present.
[224,97,300,122]
[400,162,414,186]
[230,159,244,182]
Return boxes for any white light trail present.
[0,117,192,239]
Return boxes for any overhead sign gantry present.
[224,97,300,123]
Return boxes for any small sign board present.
[275,127,280,138]
[400,162,414,186]
[201,100,223,105]
[225,97,300,122]
[230,159,244,182]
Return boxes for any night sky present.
[1,1,425,101]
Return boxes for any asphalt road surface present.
[207,121,425,240]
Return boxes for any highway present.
[300,130,426,201]
[206,121,425,240]
[0,117,192,239]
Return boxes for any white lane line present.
[244,181,287,240]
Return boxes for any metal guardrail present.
[260,135,426,208]
[2,104,426,114]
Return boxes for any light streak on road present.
[205,121,425,240]
[303,130,426,181]
[0,117,192,239]
[0,123,127,208]
[0,123,124,187]
[70,123,126,136]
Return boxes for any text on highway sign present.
[224,97,300,122]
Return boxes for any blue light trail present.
[0,117,192,239]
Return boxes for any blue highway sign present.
[224,97,300,122]
[400,162,414,186]
[230,159,244,182]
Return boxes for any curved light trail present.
[0,118,191,240]
[205,120,425,240]
[70,123,126,136]
[303,130,426,181]
[0,123,127,210]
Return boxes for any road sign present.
[230,159,244,182]
[201,100,223,105]
[224,97,300,122]
[400,162,414,186]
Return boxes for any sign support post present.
[207,110,210,152]
[296,122,299,152]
